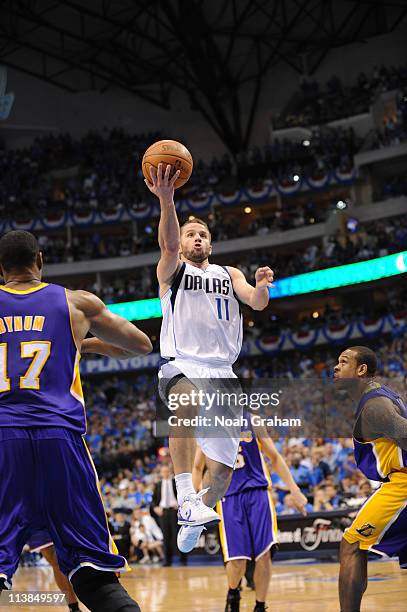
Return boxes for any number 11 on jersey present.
[215,297,229,321]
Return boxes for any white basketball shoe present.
[177,524,206,553]
[177,488,220,553]
[177,488,220,526]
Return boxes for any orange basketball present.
[142,139,193,189]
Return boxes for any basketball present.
[142,139,193,189]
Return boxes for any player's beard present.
[182,245,210,263]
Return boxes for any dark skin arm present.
[81,337,149,359]
[355,396,407,451]
[67,290,152,358]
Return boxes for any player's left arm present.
[254,425,308,515]
[69,290,152,358]
[227,266,273,311]
[81,337,145,359]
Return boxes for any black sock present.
[228,587,240,597]
[68,604,80,612]
[71,567,140,612]
[255,601,265,610]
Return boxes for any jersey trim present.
[221,265,242,315]
[170,262,186,311]
[82,439,126,561]
[64,288,81,353]
[0,283,49,295]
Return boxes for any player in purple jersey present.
[26,533,82,612]
[0,230,152,612]
[334,346,407,612]
[193,422,307,612]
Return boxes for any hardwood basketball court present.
[9,559,406,611]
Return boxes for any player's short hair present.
[181,217,211,237]
[348,345,377,376]
[0,230,39,272]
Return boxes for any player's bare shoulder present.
[65,289,105,345]
[224,266,243,280]
[65,288,104,318]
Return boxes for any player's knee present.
[340,537,361,562]
[228,559,246,572]
[71,567,140,612]
[256,552,271,568]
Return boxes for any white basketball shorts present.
[158,359,241,468]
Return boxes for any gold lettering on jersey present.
[0,316,46,334]
[32,316,45,332]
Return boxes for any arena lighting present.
[336,200,347,209]
[244,206,252,213]
[270,251,407,299]
[106,251,407,320]
[293,174,300,182]
[107,297,162,320]
[302,140,311,146]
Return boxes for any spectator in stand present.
[152,466,187,567]
[274,62,407,129]
[55,213,407,302]
[278,492,313,515]
[290,453,313,495]
[109,511,132,559]
[342,480,376,508]
[312,485,340,512]
[309,447,331,486]
[324,484,341,509]
[130,509,164,564]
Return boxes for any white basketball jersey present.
[160,262,243,365]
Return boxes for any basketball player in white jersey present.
[145,163,273,553]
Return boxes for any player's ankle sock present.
[175,473,196,504]
[227,587,240,598]
[68,603,80,611]
[254,601,266,611]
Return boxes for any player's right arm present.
[145,163,181,296]
[67,290,152,357]
[359,397,407,450]
[254,424,308,515]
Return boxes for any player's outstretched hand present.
[144,162,180,202]
[255,266,274,288]
[292,489,308,516]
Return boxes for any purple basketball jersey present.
[225,426,270,496]
[354,383,407,482]
[0,283,85,433]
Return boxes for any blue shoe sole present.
[178,517,221,527]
